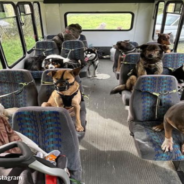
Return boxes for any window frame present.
[0,1,26,68]
[16,1,38,53]
[33,1,44,40]
[64,11,134,31]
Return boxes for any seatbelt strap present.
[0,80,34,98]
[137,89,177,119]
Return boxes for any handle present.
[0,142,35,168]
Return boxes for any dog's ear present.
[137,44,148,50]
[70,67,81,76]
[47,71,57,77]
[167,32,172,36]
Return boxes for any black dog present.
[172,64,184,83]
[84,48,99,77]
[24,56,46,71]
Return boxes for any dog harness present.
[54,70,79,108]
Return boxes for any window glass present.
[65,12,133,30]
[17,3,36,51]
[33,2,43,40]
[0,3,24,66]
[153,2,165,40]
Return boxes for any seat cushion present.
[130,120,184,161]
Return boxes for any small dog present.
[161,101,184,154]
[42,55,70,69]
[110,44,164,94]
[84,48,99,77]
[41,68,84,132]
[114,40,137,72]
[157,33,172,53]
[24,56,46,71]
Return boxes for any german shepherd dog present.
[114,40,137,72]
[84,48,99,77]
[110,44,164,94]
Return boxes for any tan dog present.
[41,68,84,132]
[157,33,172,53]
[161,101,184,154]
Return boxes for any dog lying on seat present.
[84,48,99,77]
[161,101,184,154]
[110,44,164,94]
[41,68,84,132]
[114,40,137,72]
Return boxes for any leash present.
[0,80,34,98]
[135,89,178,119]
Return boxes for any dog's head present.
[157,33,172,45]
[84,48,98,61]
[115,40,136,53]
[43,55,66,69]
[47,68,80,92]
[138,44,164,64]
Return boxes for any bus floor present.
[80,59,182,184]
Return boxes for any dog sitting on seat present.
[41,68,84,132]
[157,33,172,53]
[84,48,99,77]
[110,44,164,94]
[114,40,137,72]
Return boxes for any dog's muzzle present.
[54,79,71,92]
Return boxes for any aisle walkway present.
[80,59,181,184]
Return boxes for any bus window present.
[163,2,183,49]
[33,2,44,40]
[17,3,36,51]
[0,3,24,67]
[65,12,134,31]
[153,1,165,40]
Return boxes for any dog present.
[84,48,99,77]
[110,44,164,94]
[24,55,46,71]
[41,68,84,132]
[114,40,137,72]
[161,101,184,154]
[171,64,184,84]
[157,33,172,53]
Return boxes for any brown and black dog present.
[157,32,172,53]
[114,40,137,72]
[110,44,164,94]
[161,101,184,154]
[41,68,84,132]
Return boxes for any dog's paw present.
[152,124,164,132]
[76,126,84,132]
[161,137,173,152]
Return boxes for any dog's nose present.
[49,66,54,69]
[148,54,153,58]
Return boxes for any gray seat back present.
[12,106,82,181]
[79,34,88,48]
[0,69,38,108]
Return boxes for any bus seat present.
[162,53,184,75]
[61,40,88,78]
[38,69,86,140]
[34,40,59,56]
[112,41,138,80]
[79,34,88,48]
[0,69,38,109]
[12,106,82,182]
[119,53,140,106]
[128,75,184,161]
[45,34,56,40]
